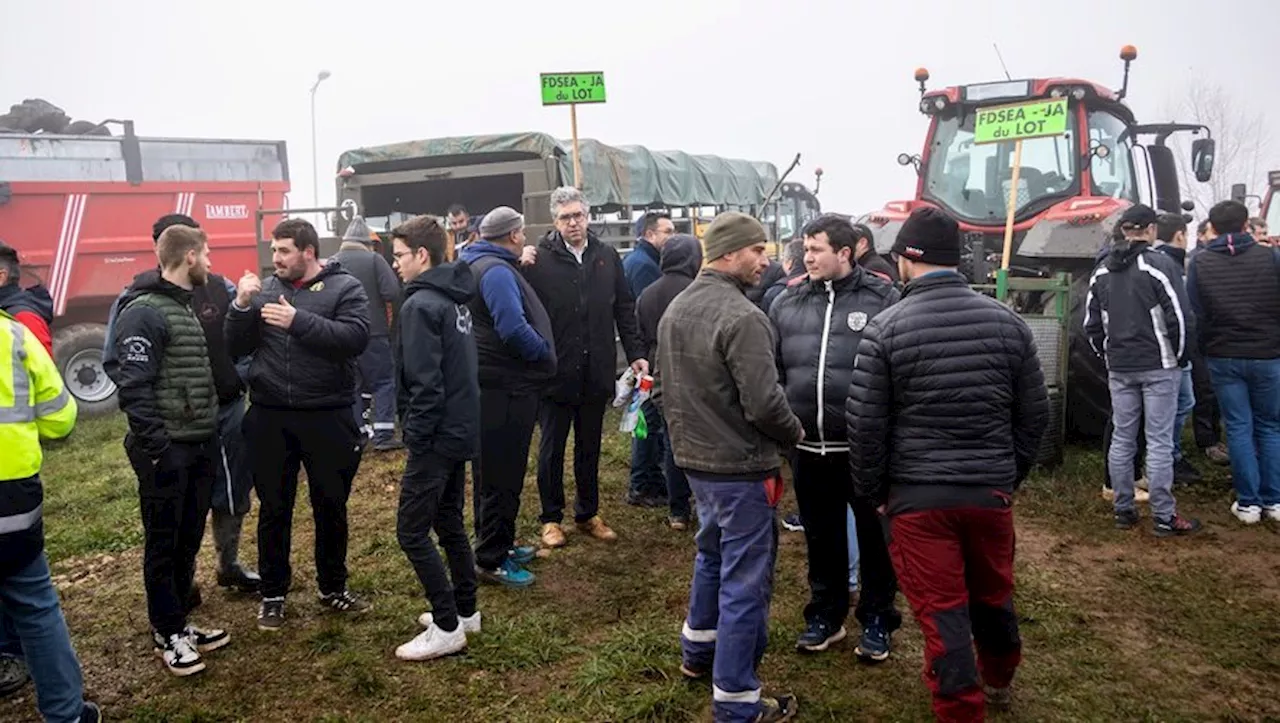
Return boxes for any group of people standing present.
[1086,201,1280,536]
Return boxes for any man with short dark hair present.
[460,207,556,587]
[107,224,232,676]
[104,214,261,595]
[1187,200,1280,524]
[660,211,803,723]
[1152,212,1202,485]
[769,214,902,660]
[1086,204,1200,537]
[0,241,53,356]
[850,223,898,284]
[387,215,481,661]
[622,211,676,508]
[447,205,472,254]
[332,216,404,450]
[1249,216,1271,246]
[226,218,372,630]
[848,206,1048,721]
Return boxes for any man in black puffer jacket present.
[769,215,902,661]
[225,218,371,631]
[846,207,1048,722]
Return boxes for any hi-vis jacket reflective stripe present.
[0,309,77,534]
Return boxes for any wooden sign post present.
[973,97,1068,300]
[540,71,608,189]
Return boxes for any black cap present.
[1119,204,1157,229]
[891,207,961,266]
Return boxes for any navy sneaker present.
[1154,514,1202,538]
[319,589,372,614]
[80,702,102,723]
[781,513,804,533]
[855,616,892,663]
[0,655,30,698]
[508,545,538,565]
[796,619,846,653]
[1114,508,1140,530]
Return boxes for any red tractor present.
[861,46,1216,439]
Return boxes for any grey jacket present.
[330,241,401,337]
[656,269,803,477]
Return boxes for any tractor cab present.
[774,181,822,243]
[865,47,1215,279]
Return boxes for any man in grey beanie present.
[658,211,803,722]
[332,216,404,450]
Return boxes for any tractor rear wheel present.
[53,323,118,418]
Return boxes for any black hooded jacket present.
[524,230,646,404]
[395,261,481,462]
[636,234,702,361]
[225,262,370,410]
[1084,242,1191,372]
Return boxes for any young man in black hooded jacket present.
[387,215,481,662]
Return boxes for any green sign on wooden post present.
[540,72,607,106]
[974,98,1068,145]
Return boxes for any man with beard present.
[226,219,371,631]
[660,212,804,722]
[104,215,261,597]
[106,225,231,677]
[524,186,647,548]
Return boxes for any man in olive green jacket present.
[106,225,230,678]
[656,211,803,723]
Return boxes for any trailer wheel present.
[53,323,118,418]
[1066,275,1110,440]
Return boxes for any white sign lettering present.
[205,204,249,220]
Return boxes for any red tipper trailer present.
[0,122,289,416]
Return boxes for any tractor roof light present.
[920,96,949,114]
[1070,86,1088,100]
[915,67,930,95]
[1120,45,1138,62]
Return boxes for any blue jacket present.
[622,240,662,299]
[459,242,552,363]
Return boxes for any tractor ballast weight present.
[862,46,1215,440]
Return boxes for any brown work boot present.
[576,515,618,542]
[540,523,567,548]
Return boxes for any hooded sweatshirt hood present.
[1204,231,1259,256]
[660,234,703,278]
[460,240,520,265]
[1106,240,1148,271]
[117,268,194,309]
[0,282,54,322]
[404,260,476,305]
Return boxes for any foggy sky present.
[3,0,1276,218]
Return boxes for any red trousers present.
[889,506,1022,723]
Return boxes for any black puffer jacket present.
[846,271,1049,513]
[225,262,370,410]
[524,231,646,404]
[769,266,899,454]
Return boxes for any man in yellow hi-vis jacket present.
[0,310,100,722]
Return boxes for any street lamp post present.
[310,70,332,214]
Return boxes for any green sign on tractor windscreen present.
[974,98,1068,144]
[540,72,607,106]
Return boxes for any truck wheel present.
[1066,275,1109,440]
[53,323,118,418]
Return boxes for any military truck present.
[331,132,819,251]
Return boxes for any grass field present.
[3,411,1279,722]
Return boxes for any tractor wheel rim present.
[65,348,116,403]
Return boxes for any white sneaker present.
[1231,501,1263,525]
[1261,504,1280,522]
[153,632,206,676]
[418,611,481,634]
[395,623,467,661]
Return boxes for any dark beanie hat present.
[891,207,960,266]
[702,211,767,261]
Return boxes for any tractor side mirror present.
[1181,200,1195,212]
[897,153,922,175]
[1191,138,1215,183]
[1230,183,1247,204]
